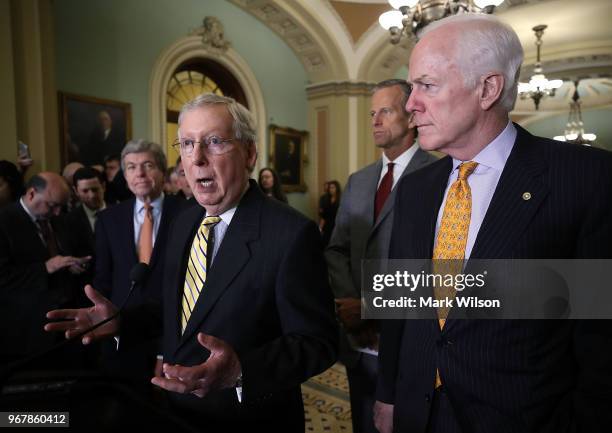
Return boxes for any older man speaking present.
[46,94,337,432]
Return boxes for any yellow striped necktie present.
[181,216,221,333]
[433,161,478,387]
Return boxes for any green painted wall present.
[53,0,313,213]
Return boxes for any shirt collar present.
[451,121,516,172]
[204,181,251,226]
[19,197,37,222]
[136,193,164,214]
[83,202,105,218]
[381,143,419,171]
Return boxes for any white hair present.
[178,93,257,149]
[421,13,524,112]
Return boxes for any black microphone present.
[64,262,150,340]
[1,263,150,383]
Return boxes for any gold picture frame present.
[59,92,132,167]
[269,125,308,193]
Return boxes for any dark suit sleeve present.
[93,215,113,296]
[572,155,612,431]
[375,186,407,404]
[240,221,338,402]
[325,174,358,298]
[0,232,47,295]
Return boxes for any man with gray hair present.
[46,94,338,431]
[92,139,183,393]
[375,13,612,433]
[326,78,436,433]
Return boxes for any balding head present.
[23,172,70,218]
[62,162,84,186]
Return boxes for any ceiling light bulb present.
[379,10,404,30]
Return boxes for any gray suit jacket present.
[325,147,437,363]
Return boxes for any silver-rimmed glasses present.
[172,136,235,156]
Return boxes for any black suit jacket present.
[377,125,612,433]
[122,181,338,431]
[0,203,81,363]
[59,205,96,287]
[93,194,182,383]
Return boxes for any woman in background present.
[258,167,288,203]
[319,180,341,247]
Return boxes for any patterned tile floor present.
[302,363,352,433]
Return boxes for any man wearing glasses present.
[0,172,89,369]
[46,94,338,432]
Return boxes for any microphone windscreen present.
[129,262,150,284]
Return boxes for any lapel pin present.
[522,192,531,201]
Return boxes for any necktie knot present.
[458,161,478,180]
[202,216,221,227]
[387,162,395,173]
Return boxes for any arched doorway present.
[165,60,249,162]
[149,34,267,170]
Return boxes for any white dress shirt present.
[83,203,105,232]
[434,121,516,260]
[378,143,420,190]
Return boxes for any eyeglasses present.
[172,136,235,156]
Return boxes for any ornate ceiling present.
[229,0,612,114]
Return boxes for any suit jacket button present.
[425,394,431,403]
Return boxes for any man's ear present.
[26,187,36,201]
[480,73,505,110]
[246,142,258,172]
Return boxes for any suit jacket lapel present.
[167,205,206,350]
[470,125,549,259]
[177,183,261,351]
[373,148,433,232]
[149,196,173,268]
[445,125,549,329]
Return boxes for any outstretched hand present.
[151,333,242,398]
[44,285,119,344]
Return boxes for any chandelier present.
[378,0,505,43]
[518,25,563,110]
[553,80,596,146]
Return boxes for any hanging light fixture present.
[378,0,505,43]
[518,25,563,110]
[553,80,597,146]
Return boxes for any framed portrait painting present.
[269,125,308,193]
[59,92,132,166]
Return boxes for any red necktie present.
[374,162,394,221]
[37,219,59,257]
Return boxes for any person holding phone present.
[0,172,91,369]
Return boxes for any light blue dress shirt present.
[133,194,164,252]
[434,122,517,260]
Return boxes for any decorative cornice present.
[306,81,375,99]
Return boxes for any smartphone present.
[18,140,31,159]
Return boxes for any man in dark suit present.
[62,167,107,272]
[326,79,436,433]
[46,94,338,432]
[0,172,90,368]
[374,14,612,433]
[92,139,182,389]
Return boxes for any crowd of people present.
[1,12,611,433]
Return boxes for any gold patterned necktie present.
[138,202,154,264]
[181,216,221,333]
[432,161,478,387]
